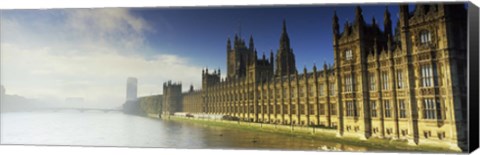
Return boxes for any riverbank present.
[160,115,458,153]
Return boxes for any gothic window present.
[371,101,377,118]
[309,104,315,115]
[299,104,305,115]
[345,49,353,61]
[423,98,442,119]
[291,89,295,98]
[397,70,404,89]
[329,83,335,96]
[346,101,357,117]
[384,100,391,118]
[308,86,315,96]
[399,99,407,118]
[381,71,389,90]
[345,75,354,93]
[420,30,432,44]
[292,105,297,115]
[369,72,376,91]
[330,104,337,115]
[421,64,434,87]
[300,87,305,97]
[319,104,325,115]
[318,84,325,96]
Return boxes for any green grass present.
[167,116,459,153]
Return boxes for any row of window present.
[342,31,432,62]
[207,98,442,120]
[350,99,441,120]
[208,65,437,102]
[367,64,436,91]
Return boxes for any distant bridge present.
[37,107,122,113]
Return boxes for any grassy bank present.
[165,116,458,153]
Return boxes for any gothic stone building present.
[161,4,467,150]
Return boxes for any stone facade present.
[160,4,467,150]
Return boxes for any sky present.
[0,4,415,108]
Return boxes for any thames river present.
[1,111,369,151]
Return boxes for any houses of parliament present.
[146,4,468,150]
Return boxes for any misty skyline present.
[1,5,405,108]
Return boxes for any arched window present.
[420,30,432,44]
[345,49,353,60]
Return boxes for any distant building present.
[126,77,138,102]
[162,81,182,115]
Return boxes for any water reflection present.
[1,112,369,151]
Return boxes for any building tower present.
[126,77,138,102]
[226,33,256,80]
[275,19,297,77]
[162,81,182,115]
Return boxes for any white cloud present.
[1,8,202,108]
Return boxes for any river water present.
[1,111,369,151]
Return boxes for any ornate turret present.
[280,19,290,50]
[333,10,340,37]
[387,34,392,51]
[354,6,365,27]
[399,4,409,27]
[276,19,297,77]
[189,84,194,92]
[344,21,350,35]
[249,35,255,51]
[234,34,239,44]
[373,37,378,55]
[414,4,427,16]
[254,49,258,60]
[227,37,231,51]
[270,50,274,64]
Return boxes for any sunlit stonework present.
[140,4,468,151]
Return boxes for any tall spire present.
[280,18,290,50]
[249,35,255,51]
[276,19,296,77]
[234,33,239,46]
[354,6,364,26]
[384,6,392,39]
[270,50,274,64]
[333,10,339,36]
[227,37,231,51]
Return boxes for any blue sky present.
[128,4,403,71]
[1,4,422,107]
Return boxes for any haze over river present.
[1,111,369,151]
